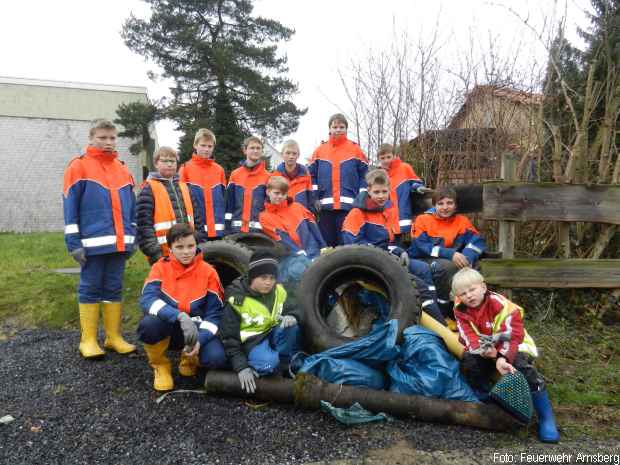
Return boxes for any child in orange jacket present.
[179,128,227,239]
[226,136,271,233]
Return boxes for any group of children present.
[62,116,558,443]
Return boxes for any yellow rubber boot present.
[178,351,199,377]
[78,303,105,359]
[102,302,136,354]
[143,337,174,391]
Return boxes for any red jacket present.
[454,291,526,363]
[179,155,227,238]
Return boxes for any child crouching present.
[137,223,226,391]
[452,268,560,443]
[219,250,303,394]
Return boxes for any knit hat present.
[248,249,279,282]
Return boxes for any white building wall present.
[0,116,140,232]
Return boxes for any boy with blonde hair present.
[226,136,271,233]
[451,268,559,443]
[272,139,316,213]
[137,146,207,264]
[179,128,227,239]
[63,119,136,358]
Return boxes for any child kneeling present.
[452,268,560,443]
[220,250,303,394]
[137,223,226,391]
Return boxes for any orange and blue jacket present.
[140,252,224,342]
[341,192,405,257]
[63,146,136,256]
[386,158,424,234]
[308,135,368,211]
[259,199,326,259]
[225,161,271,233]
[409,208,486,264]
[273,162,316,213]
[179,155,227,238]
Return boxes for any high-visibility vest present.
[228,284,287,342]
[148,179,194,255]
[469,298,538,358]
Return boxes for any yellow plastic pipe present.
[419,311,465,359]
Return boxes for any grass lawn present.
[0,232,618,438]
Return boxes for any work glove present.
[238,367,258,394]
[313,200,321,214]
[416,186,433,195]
[177,312,198,349]
[70,248,87,267]
[399,251,410,268]
[280,315,297,329]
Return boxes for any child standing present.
[137,223,226,391]
[259,176,326,282]
[410,186,486,318]
[308,113,368,246]
[341,169,444,324]
[226,136,271,233]
[451,268,560,443]
[178,128,227,239]
[219,250,303,394]
[377,143,430,240]
[63,119,136,358]
[272,140,316,213]
[137,146,207,264]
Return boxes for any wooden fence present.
[446,153,620,289]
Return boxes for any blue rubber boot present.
[531,388,560,443]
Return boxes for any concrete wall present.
[0,116,140,232]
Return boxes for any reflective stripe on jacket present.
[148,179,194,256]
[387,158,424,234]
[228,284,287,342]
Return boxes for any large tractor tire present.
[224,232,288,257]
[298,245,420,353]
[201,240,252,288]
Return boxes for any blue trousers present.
[137,315,226,369]
[408,259,444,323]
[318,210,348,247]
[78,253,126,303]
[248,325,301,376]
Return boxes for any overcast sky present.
[1,0,588,160]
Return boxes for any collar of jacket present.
[146,171,180,182]
[388,157,402,174]
[264,198,293,213]
[278,162,303,179]
[86,146,118,161]
[352,191,392,212]
[191,154,215,166]
[166,251,203,277]
[328,134,347,147]
[241,160,266,172]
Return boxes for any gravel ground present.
[0,329,617,465]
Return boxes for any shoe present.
[78,303,105,359]
[102,302,136,354]
[143,337,174,391]
[532,388,560,443]
[178,351,199,377]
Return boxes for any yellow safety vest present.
[229,284,287,342]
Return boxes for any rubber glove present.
[70,248,87,267]
[177,312,198,348]
[280,315,297,329]
[399,251,410,268]
[238,367,258,393]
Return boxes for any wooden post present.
[498,153,518,258]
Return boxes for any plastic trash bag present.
[297,320,401,389]
[278,254,312,284]
[320,401,392,425]
[387,326,479,402]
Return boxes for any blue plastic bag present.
[387,326,479,402]
[297,320,401,389]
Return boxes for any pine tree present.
[122,0,306,172]
[114,101,159,179]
